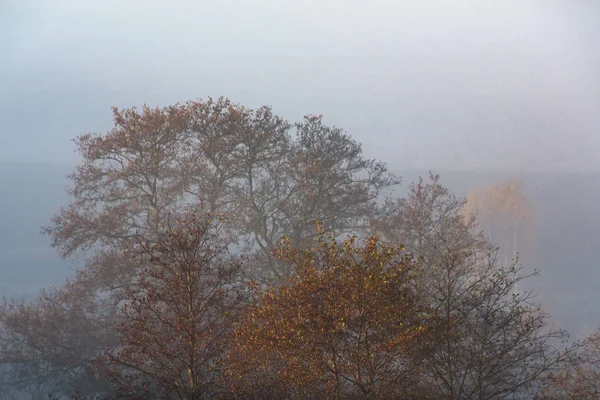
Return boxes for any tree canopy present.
[0,98,584,399]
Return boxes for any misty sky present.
[1,0,599,172]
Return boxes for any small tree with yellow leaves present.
[224,228,435,399]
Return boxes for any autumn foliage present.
[0,97,586,399]
[464,178,535,265]
[225,231,433,399]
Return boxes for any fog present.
[2,1,600,398]
[2,0,600,171]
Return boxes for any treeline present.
[0,98,597,399]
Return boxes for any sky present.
[1,0,599,172]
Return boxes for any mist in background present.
[1,0,600,334]
[2,0,600,171]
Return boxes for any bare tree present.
[373,173,568,399]
[536,331,600,399]
[95,212,248,399]
[0,279,118,398]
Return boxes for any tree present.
[93,212,248,399]
[372,173,567,399]
[423,258,570,399]
[0,97,398,392]
[186,108,399,280]
[225,230,434,399]
[463,178,535,268]
[373,173,492,284]
[43,103,194,291]
[536,332,600,399]
[0,279,118,398]
[43,98,398,287]
[1,103,197,395]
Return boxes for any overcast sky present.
[1,0,599,172]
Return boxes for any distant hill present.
[1,163,599,335]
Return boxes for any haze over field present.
[1,0,600,398]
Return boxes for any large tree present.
[1,97,398,394]
[44,98,397,285]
